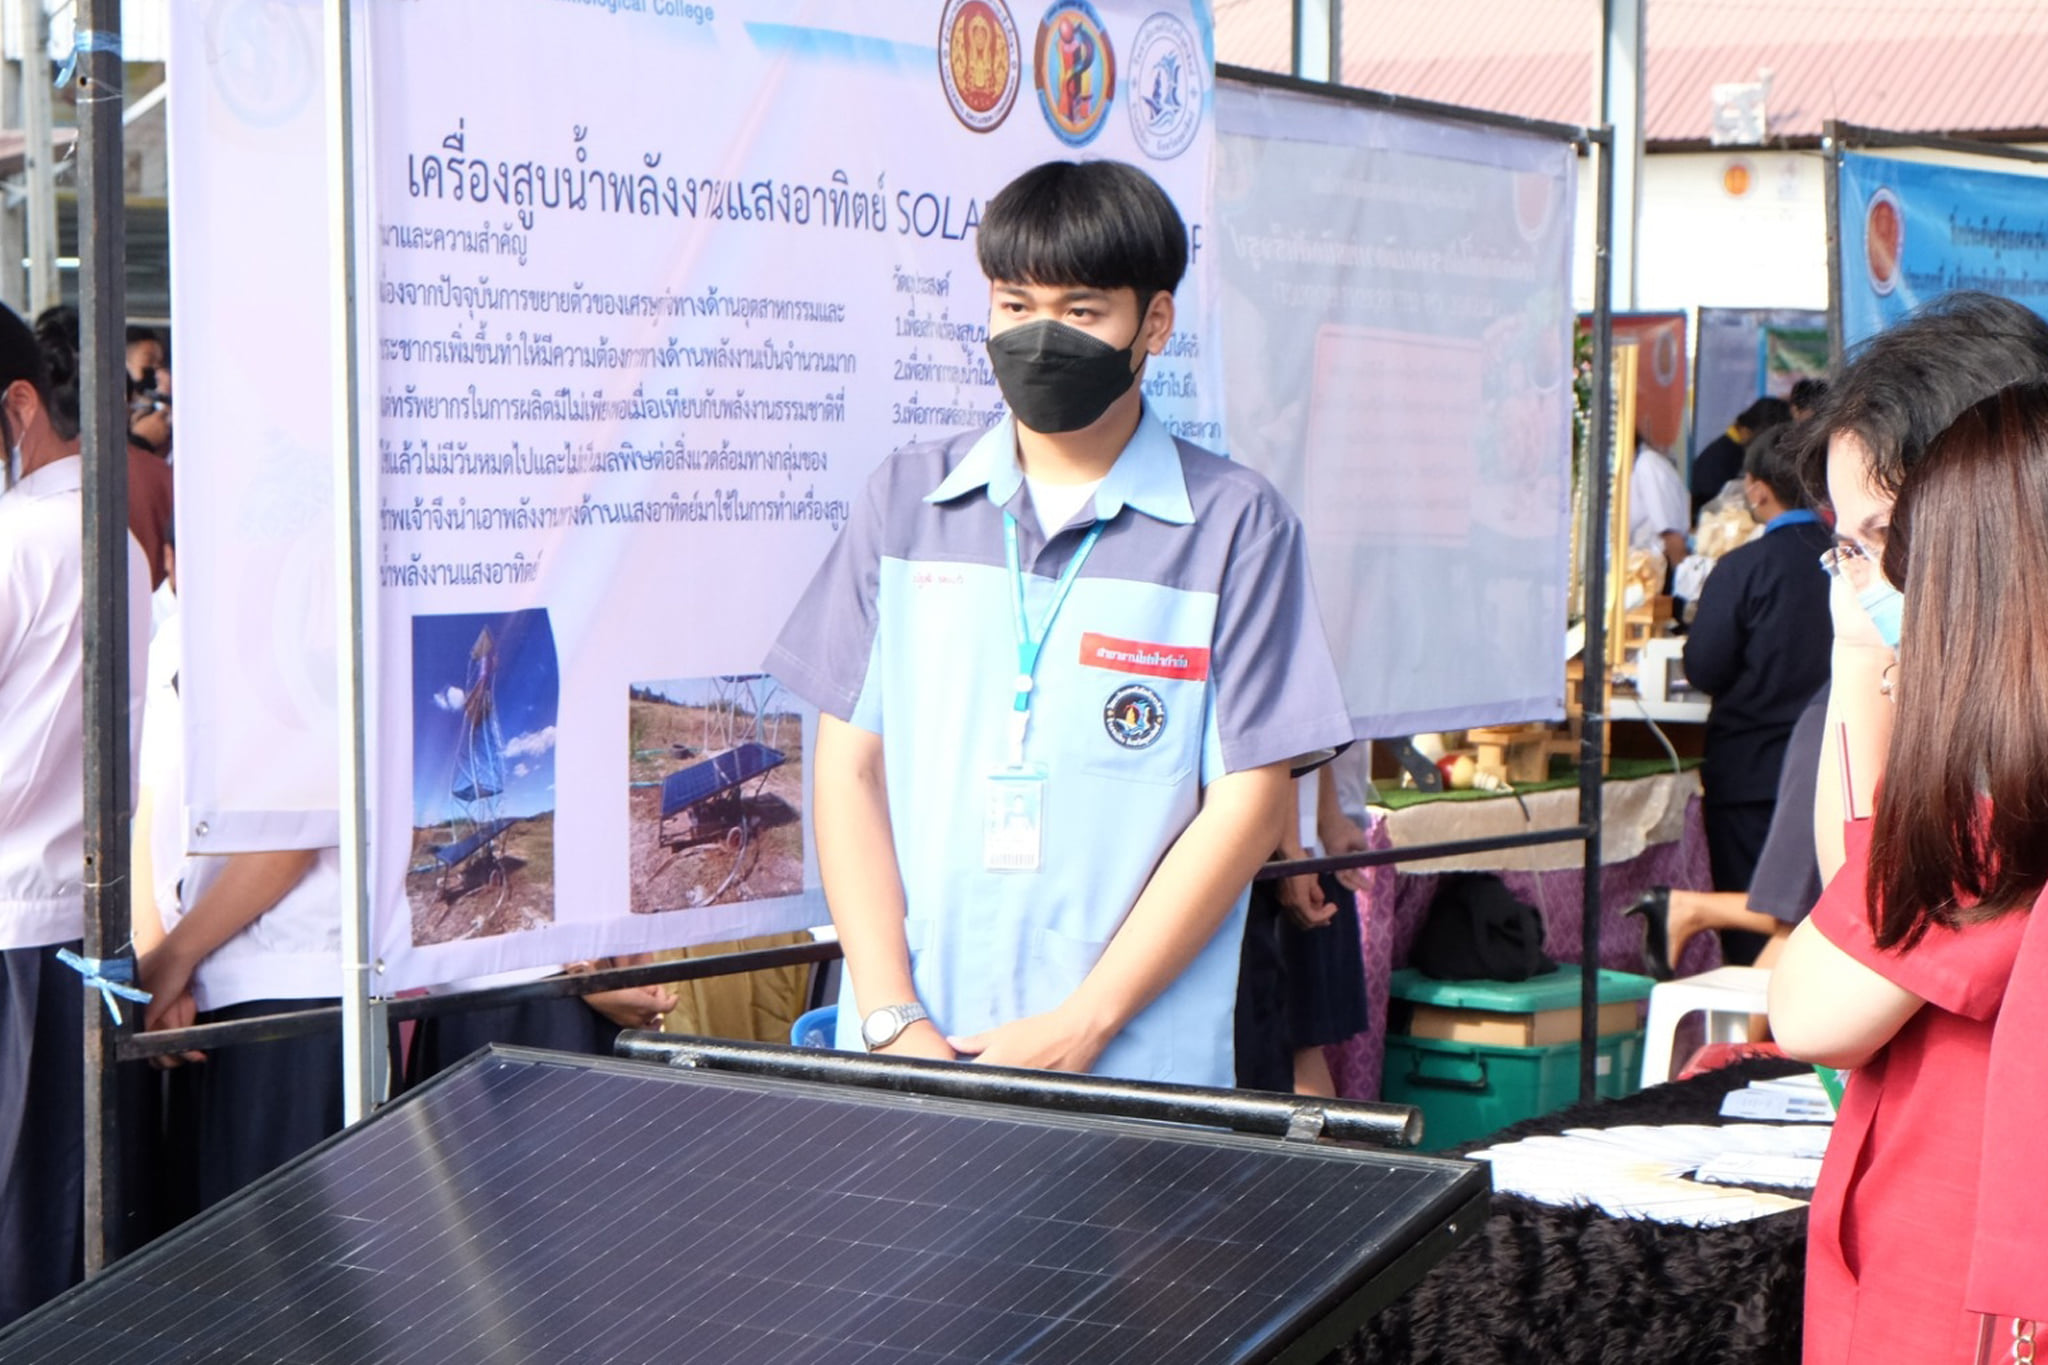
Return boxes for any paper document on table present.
[1692,1153,1826,1190]
[1720,1086,1836,1123]
[1469,1122,1822,1226]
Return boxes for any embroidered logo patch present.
[1103,682,1166,749]
[1079,631,1209,681]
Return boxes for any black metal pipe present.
[75,0,128,1276]
[1824,119,1845,371]
[615,1033,1427,1148]
[1831,120,2048,166]
[119,939,845,1060]
[1219,63,1592,147]
[121,815,1614,1062]
[1256,824,1596,880]
[1579,127,1617,1105]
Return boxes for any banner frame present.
[106,54,1621,1112]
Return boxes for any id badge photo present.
[983,767,1047,872]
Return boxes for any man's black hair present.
[0,302,49,400]
[125,324,162,350]
[977,160,1187,301]
[1802,291,2048,501]
[1736,396,1792,433]
[31,305,83,442]
[1742,421,1808,509]
[1788,377,1828,413]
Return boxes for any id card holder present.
[983,767,1047,873]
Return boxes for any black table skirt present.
[1332,1058,1810,1365]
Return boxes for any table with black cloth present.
[1326,1056,1811,1365]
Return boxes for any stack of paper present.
[1468,1122,1829,1226]
[1718,1072,1836,1123]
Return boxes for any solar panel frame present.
[1,1047,1487,1365]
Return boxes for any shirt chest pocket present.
[1064,673,1205,787]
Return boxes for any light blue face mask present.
[1857,580,1904,651]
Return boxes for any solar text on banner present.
[1838,149,2048,347]
[1214,81,1576,738]
[365,0,1223,988]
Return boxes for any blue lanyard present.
[1003,511,1104,767]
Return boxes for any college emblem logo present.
[939,0,1020,134]
[1033,0,1116,147]
[1103,682,1166,749]
[1125,13,1202,160]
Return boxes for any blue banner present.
[1839,150,2048,346]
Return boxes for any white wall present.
[1572,149,1828,315]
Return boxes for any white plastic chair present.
[1639,966,1772,1088]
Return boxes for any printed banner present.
[365,0,1222,988]
[1214,81,1577,737]
[1692,306,1825,459]
[1838,149,2048,347]
[1579,312,1687,457]
[168,0,353,855]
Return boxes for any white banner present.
[364,0,1222,988]
[1214,82,1577,737]
[168,0,347,855]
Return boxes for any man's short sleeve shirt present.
[767,410,1353,1086]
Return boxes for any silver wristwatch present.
[860,1002,930,1052]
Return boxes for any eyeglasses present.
[1820,536,1876,577]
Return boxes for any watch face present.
[861,1010,894,1049]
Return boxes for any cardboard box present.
[1404,999,1642,1048]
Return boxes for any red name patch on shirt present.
[1079,632,1210,682]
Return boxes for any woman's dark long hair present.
[1869,382,2048,947]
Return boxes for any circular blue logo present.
[1126,13,1203,160]
[1103,683,1166,749]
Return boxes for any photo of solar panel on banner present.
[0,1050,1481,1363]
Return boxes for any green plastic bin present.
[1381,966,1655,1152]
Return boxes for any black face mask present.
[985,311,1147,435]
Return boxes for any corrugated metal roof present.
[1214,0,2048,143]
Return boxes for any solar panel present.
[660,742,785,820]
[1,1049,1485,1364]
[430,816,516,868]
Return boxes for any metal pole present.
[1291,0,1336,82]
[0,37,24,315]
[1578,129,1616,1105]
[1823,119,1845,371]
[74,0,127,1274]
[325,0,381,1122]
[1597,0,1643,310]
[18,0,54,314]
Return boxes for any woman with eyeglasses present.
[1771,382,2048,1364]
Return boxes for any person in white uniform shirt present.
[131,562,350,1211]
[1629,431,1692,571]
[0,303,151,1325]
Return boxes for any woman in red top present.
[1772,384,2048,1364]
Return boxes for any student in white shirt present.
[0,304,150,1325]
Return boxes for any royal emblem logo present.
[939,0,1021,134]
[1103,682,1166,750]
[1033,0,1116,147]
[1125,13,1202,160]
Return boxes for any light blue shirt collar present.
[925,407,1195,527]
[1764,508,1822,534]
